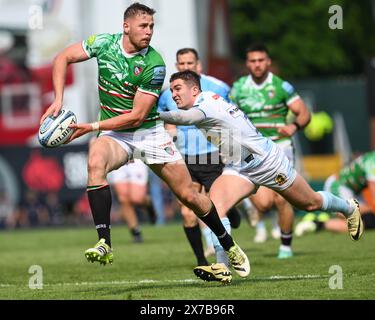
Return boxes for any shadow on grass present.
[78,274,329,299]
[261,251,324,258]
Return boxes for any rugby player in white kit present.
[159,70,363,283]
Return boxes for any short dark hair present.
[124,2,156,20]
[170,70,202,91]
[176,48,199,61]
[246,43,269,56]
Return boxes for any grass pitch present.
[1,222,374,300]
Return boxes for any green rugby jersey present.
[82,33,166,132]
[337,152,375,193]
[230,72,300,143]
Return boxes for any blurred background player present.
[108,159,154,243]
[158,48,241,266]
[296,151,375,236]
[230,43,311,258]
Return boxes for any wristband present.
[91,122,100,131]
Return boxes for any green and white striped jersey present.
[230,72,300,143]
[337,152,375,193]
[82,33,166,132]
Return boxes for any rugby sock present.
[144,197,157,224]
[199,203,235,251]
[314,220,326,231]
[227,207,241,228]
[87,184,112,247]
[280,231,293,247]
[211,217,231,268]
[202,226,214,249]
[242,197,252,210]
[183,225,208,266]
[256,220,266,231]
[130,227,143,243]
[130,227,142,237]
[317,191,353,217]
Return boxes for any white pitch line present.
[0,274,327,288]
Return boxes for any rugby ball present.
[38,109,77,148]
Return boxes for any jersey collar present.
[246,72,273,89]
[192,92,204,107]
[120,34,149,58]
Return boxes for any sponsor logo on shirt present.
[282,81,295,95]
[134,60,146,66]
[151,66,166,85]
[87,34,96,46]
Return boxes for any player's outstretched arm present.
[67,91,157,142]
[40,42,90,124]
[159,109,205,125]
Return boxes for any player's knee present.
[117,193,131,205]
[178,189,199,207]
[87,153,106,177]
[255,199,273,212]
[131,195,145,206]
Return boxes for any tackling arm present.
[159,108,205,125]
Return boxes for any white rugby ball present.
[38,109,77,148]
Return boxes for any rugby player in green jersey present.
[40,3,250,277]
[296,151,375,235]
[230,43,311,258]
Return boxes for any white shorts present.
[99,124,182,164]
[107,159,148,186]
[222,141,297,192]
[277,139,295,167]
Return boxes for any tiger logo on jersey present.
[275,173,287,186]
[134,66,143,76]
[164,146,175,155]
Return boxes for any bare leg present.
[149,161,211,215]
[209,175,256,218]
[250,187,274,243]
[207,174,255,267]
[150,161,235,252]
[86,136,129,248]
[324,218,348,233]
[113,183,138,230]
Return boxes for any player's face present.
[170,79,197,109]
[123,13,154,50]
[246,51,271,80]
[176,52,201,73]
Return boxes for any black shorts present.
[184,153,224,192]
[362,213,375,229]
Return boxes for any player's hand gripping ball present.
[38,109,77,148]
